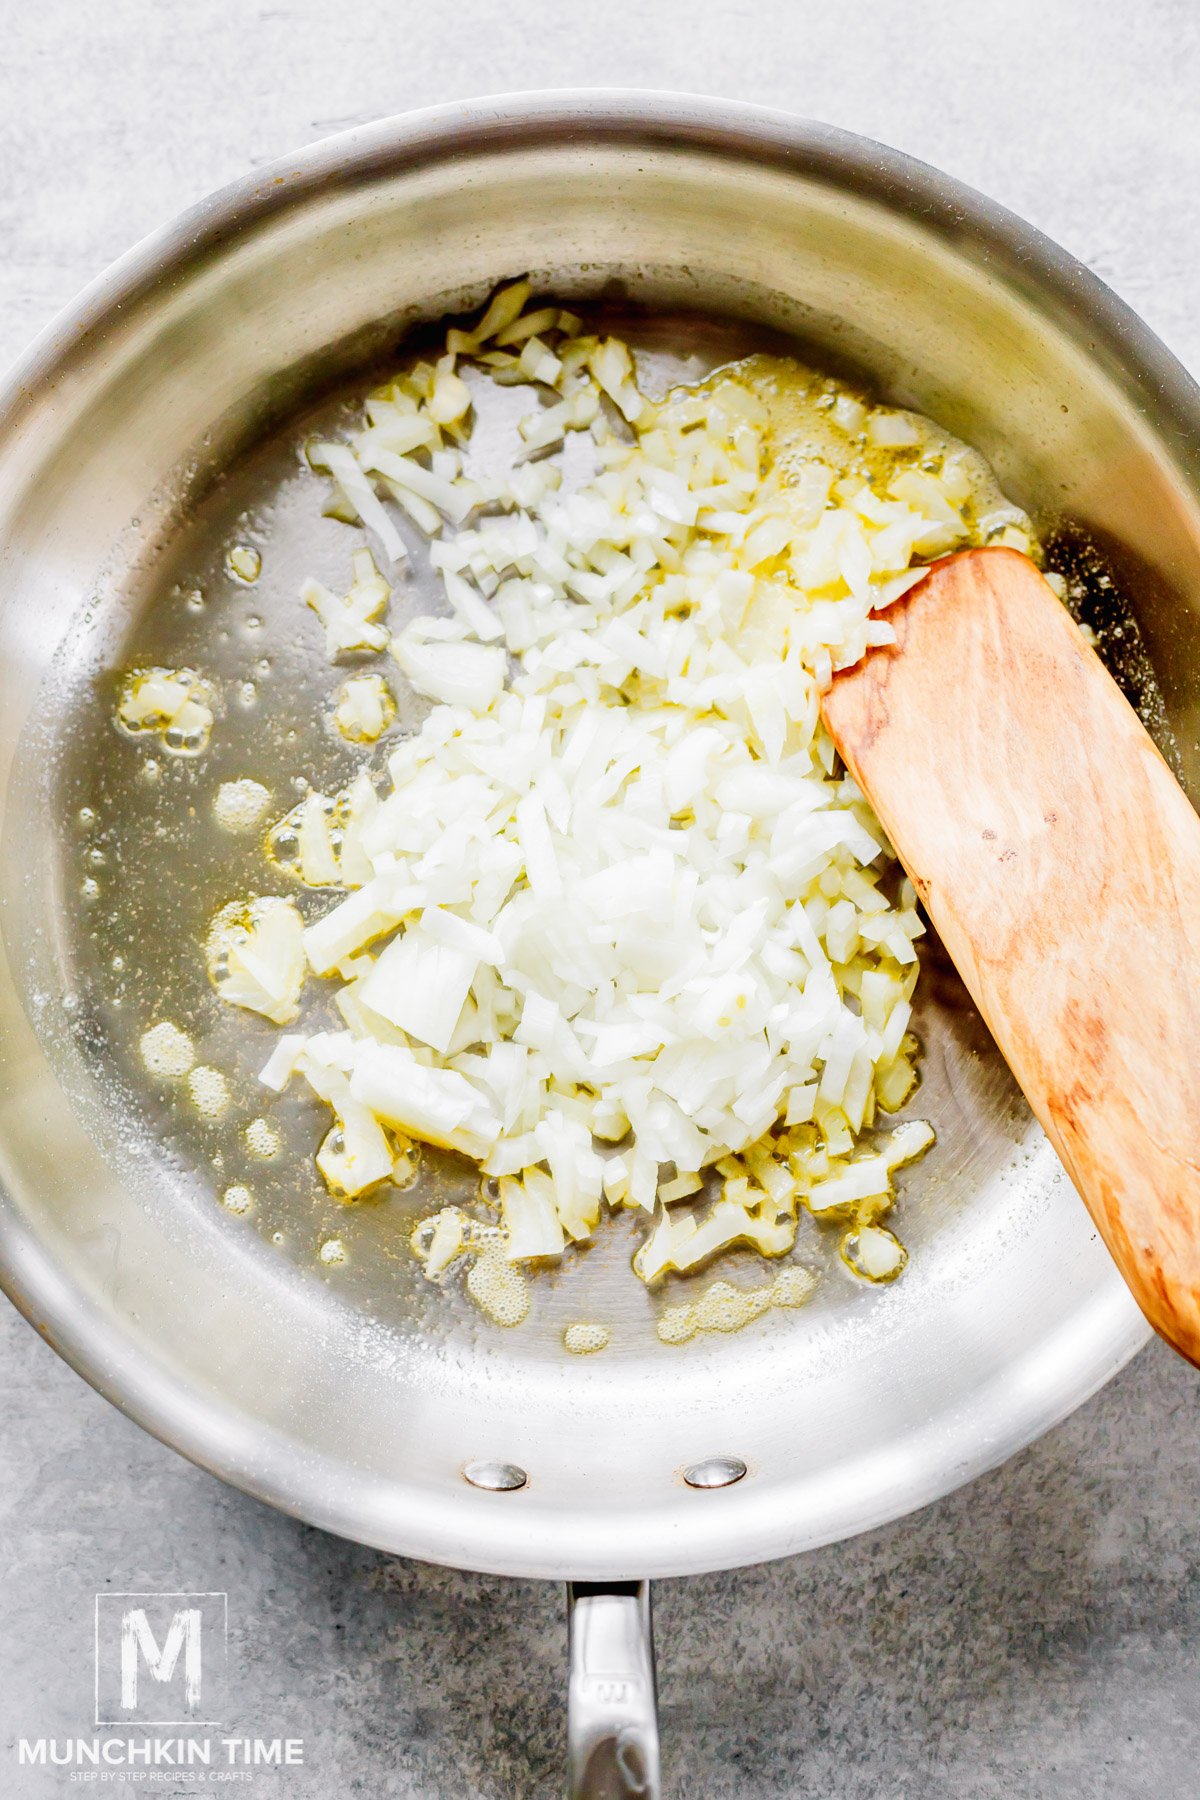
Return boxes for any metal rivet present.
[683,1455,747,1490]
[463,1459,527,1492]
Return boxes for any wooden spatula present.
[822,545,1200,1366]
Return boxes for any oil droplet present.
[221,1184,253,1215]
[188,1065,230,1119]
[139,1021,195,1079]
[226,544,262,583]
[564,1323,610,1355]
[271,1231,285,1246]
[244,1116,282,1159]
[77,806,96,828]
[111,955,125,973]
[656,1266,818,1347]
[318,1237,345,1265]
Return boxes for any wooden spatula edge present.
[822,545,1200,1366]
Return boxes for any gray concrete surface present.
[1,2,1199,1794]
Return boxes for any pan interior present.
[0,105,1171,1576]
[38,310,1037,1360]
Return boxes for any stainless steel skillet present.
[3,90,1197,1793]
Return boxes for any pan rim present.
[0,88,1163,1577]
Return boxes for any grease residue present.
[213,778,271,834]
[244,1116,282,1159]
[564,1322,610,1355]
[657,1265,818,1346]
[466,1247,530,1327]
[188,1065,230,1119]
[139,1020,195,1079]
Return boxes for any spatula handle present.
[822,546,1200,1366]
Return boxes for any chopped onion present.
[303,547,392,657]
[207,897,306,1025]
[391,624,506,710]
[308,443,407,567]
[239,285,1044,1285]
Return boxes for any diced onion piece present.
[304,881,413,976]
[442,569,504,641]
[471,279,533,344]
[841,1222,908,1282]
[334,673,396,744]
[359,928,478,1054]
[392,625,506,710]
[314,1078,396,1199]
[349,1042,500,1158]
[304,547,392,657]
[207,897,306,1026]
[634,1199,796,1284]
[518,336,563,386]
[309,443,406,566]
[587,339,645,423]
[116,667,214,756]
[427,355,473,427]
[866,410,921,449]
[412,1206,469,1278]
[259,1033,308,1092]
[500,1171,566,1261]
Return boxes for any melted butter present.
[187,1064,230,1120]
[657,1264,818,1346]
[213,778,272,834]
[730,353,1031,547]
[563,1322,610,1355]
[466,1246,530,1327]
[244,1116,282,1159]
[139,1020,195,1080]
[411,1205,533,1326]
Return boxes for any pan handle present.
[566,1580,661,1799]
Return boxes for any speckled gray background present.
[2,3,1199,1795]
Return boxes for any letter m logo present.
[95,1593,227,1725]
[121,1607,202,1710]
